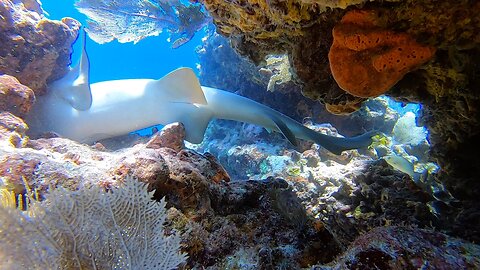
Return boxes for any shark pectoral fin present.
[269,114,298,147]
[153,67,207,105]
[59,29,93,111]
[177,106,213,144]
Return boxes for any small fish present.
[383,154,415,179]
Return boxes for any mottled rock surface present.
[0,75,35,117]
[146,122,186,152]
[0,0,80,94]
[314,226,480,269]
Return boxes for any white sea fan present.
[392,112,427,146]
[0,176,186,270]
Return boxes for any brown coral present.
[328,10,437,98]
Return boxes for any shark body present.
[27,35,376,155]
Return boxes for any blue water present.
[41,0,203,83]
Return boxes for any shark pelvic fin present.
[153,67,207,105]
[269,114,298,147]
[58,29,92,111]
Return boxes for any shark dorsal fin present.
[154,67,207,105]
[54,30,92,111]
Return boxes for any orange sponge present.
[328,10,436,98]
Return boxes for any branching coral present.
[75,0,209,48]
[263,54,292,92]
[328,10,436,98]
[392,112,427,145]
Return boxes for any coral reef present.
[263,54,292,92]
[0,120,341,268]
[328,10,436,97]
[201,0,480,242]
[0,0,80,94]
[1,0,480,267]
[314,226,480,269]
[392,111,427,145]
[75,0,209,48]
[196,123,439,247]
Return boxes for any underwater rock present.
[0,0,80,94]
[314,226,480,269]
[170,176,341,268]
[196,117,439,248]
[146,122,186,152]
[0,131,227,200]
[0,75,35,118]
[0,112,29,149]
[0,133,342,268]
[328,10,436,98]
[289,157,436,248]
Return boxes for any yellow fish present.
[383,154,415,179]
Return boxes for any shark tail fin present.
[306,129,378,155]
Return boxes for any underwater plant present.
[0,176,186,269]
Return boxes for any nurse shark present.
[27,34,377,155]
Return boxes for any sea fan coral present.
[75,0,209,48]
[392,112,427,145]
[0,176,186,269]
